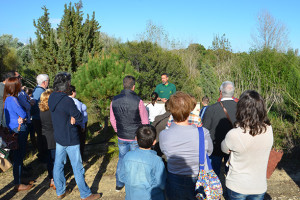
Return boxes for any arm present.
[67,98,83,124]
[18,91,31,112]
[139,100,149,124]
[165,115,173,128]
[203,127,213,156]
[154,86,161,100]
[13,98,27,119]
[172,84,176,94]
[202,106,212,131]
[155,159,167,190]
[110,102,117,132]
[221,131,234,154]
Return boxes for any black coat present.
[40,110,56,149]
[111,89,142,140]
[202,100,237,156]
[48,92,83,146]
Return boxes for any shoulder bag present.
[195,127,223,200]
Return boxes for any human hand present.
[70,117,76,125]
[18,117,24,124]
[161,98,167,103]
[30,99,35,106]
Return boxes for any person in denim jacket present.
[120,125,166,200]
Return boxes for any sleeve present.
[172,84,176,94]
[197,115,202,127]
[13,98,27,119]
[202,106,212,131]
[155,158,167,190]
[221,130,235,154]
[110,102,117,132]
[154,85,159,94]
[139,100,150,124]
[203,127,213,156]
[18,91,31,112]
[67,98,83,124]
[166,115,173,128]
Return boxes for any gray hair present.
[220,81,235,98]
[36,74,49,85]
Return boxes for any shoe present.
[14,184,34,192]
[81,193,102,200]
[57,190,71,199]
[50,179,56,190]
[115,186,124,192]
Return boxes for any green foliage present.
[29,3,102,80]
[118,41,187,99]
[198,63,221,102]
[72,52,138,123]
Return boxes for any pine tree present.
[72,52,138,123]
[30,2,102,78]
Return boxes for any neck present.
[139,147,151,150]
[174,118,189,126]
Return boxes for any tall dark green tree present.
[30,2,102,78]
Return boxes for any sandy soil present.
[0,138,299,200]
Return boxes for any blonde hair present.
[39,89,53,112]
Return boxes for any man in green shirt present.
[154,73,176,103]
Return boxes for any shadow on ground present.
[0,123,116,200]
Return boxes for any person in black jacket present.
[39,89,56,190]
[202,81,237,176]
[48,72,101,200]
[110,75,149,191]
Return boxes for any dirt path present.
[0,137,299,200]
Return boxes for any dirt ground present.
[0,130,299,200]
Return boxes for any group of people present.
[0,71,100,200]
[0,70,273,200]
[110,74,273,200]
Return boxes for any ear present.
[132,85,135,91]
[152,139,157,146]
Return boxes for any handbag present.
[195,127,223,200]
[0,103,19,150]
[0,157,12,172]
[0,126,19,150]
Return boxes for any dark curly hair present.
[235,90,271,136]
[150,92,158,106]
[53,72,71,92]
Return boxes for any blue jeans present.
[166,172,198,200]
[116,139,138,187]
[54,143,91,199]
[227,188,265,200]
[12,124,28,185]
[47,149,56,179]
[209,154,229,176]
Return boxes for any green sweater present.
[154,82,176,99]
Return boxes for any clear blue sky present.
[1,0,299,52]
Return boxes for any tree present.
[72,53,138,124]
[118,41,187,99]
[30,2,102,78]
[252,10,290,51]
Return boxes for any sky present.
[0,0,299,52]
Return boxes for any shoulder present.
[226,127,243,139]
[169,83,176,87]
[156,83,163,88]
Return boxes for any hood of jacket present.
[48,92,68,112]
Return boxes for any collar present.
[221,97,234,101]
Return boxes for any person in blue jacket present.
[120,125,166,200]
[48,72,101,200]
[3,77,33,191]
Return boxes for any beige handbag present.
[0,157,12,172]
